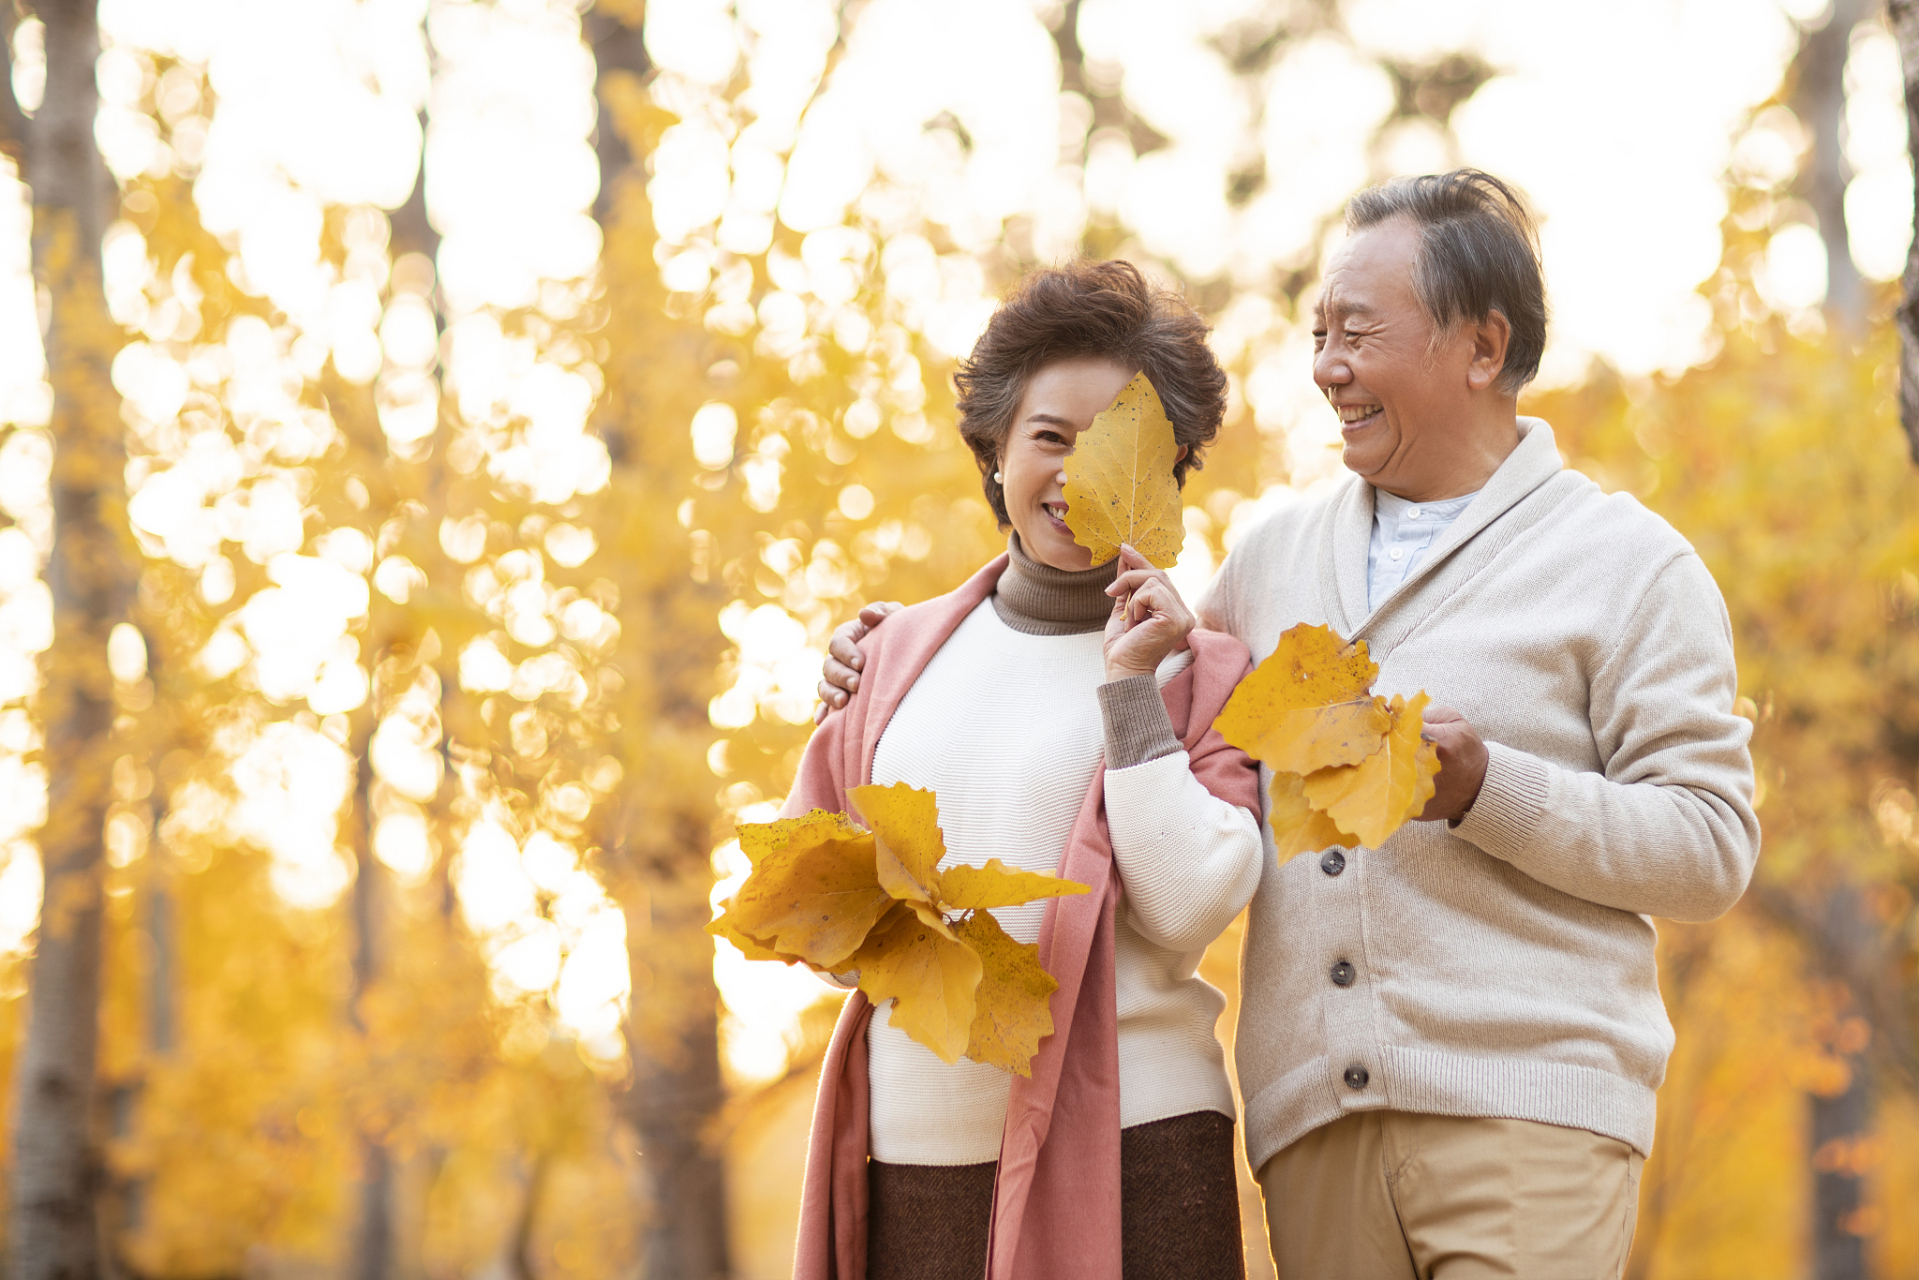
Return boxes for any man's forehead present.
[1314,276,1377,319]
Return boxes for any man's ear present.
[1466,310,1513,393]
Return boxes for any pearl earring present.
[993,470,1003,484]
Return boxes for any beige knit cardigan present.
[1199,418,1760,1171]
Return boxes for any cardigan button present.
[1343,1064,1370,1090]
[1320,850,1346,876]
[1330,960,1356,987]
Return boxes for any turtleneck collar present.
[992,532,1116,636]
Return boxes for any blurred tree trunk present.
[1794,0,1868,328]
[349,712,394,1280]
[1805,890,1870,1280]
[586,7,733,1277]
[1889,0,1919,456]
[1793,7,1897,1275]
[5,3,131,1280]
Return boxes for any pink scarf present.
[784,554,1259,1280]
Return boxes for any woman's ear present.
[1175,445,1190,466]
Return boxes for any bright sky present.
[0,0,1908,1081]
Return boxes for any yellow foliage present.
[848,903,983,1065]
[1300,693,1439,849]
[1215,624,1437,854]
[1214,624,1389,775]
[719,784,1084,1073]
[956,909,1059,1075]
[941,858,1089,911]
[1266,771,1360,862]
[719,810,890,969]
[1062,372,1186,568]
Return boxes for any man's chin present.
[1340,441,1391,479]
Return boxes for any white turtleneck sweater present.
[863,598,1263,1165]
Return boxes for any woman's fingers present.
[1132,585,1193,632]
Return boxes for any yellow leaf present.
[957,910,1059,1077]
[940,858,1089,910]
[850,782,946,904]
[724,821,893,970]
[853,902,984,1064]
[1061,372,1185,568]
[1215,623,1391,775]
[1268,771,1360,861]
[703,912,789,964]
[737,808,862,868]
[1300,692,1440,848]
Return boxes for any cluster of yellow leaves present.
[1062,373,1185,569]
[709,783,1087,1075]
[1214,623,1440,858]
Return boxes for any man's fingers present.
[859,601,902,626]
[827,627,865,670]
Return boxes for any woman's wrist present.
[1098,674,1180,768]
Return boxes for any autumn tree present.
[3,2,134,1277]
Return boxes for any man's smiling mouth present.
[1337,403,1382,425]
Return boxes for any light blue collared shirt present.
[1366,488,1479,612]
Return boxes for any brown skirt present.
[867,1110,1245,1280]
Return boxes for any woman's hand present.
[1102,544,1193,682]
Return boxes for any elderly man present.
[816,170,1758,1276]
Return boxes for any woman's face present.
[1000,356,1138,572]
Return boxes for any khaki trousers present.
[1257,1112,1642,1280]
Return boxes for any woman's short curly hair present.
[953,259,1226,526]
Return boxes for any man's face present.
[1313,218,1470,495]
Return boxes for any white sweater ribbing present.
[864,599,1262,1165]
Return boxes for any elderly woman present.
[786,259,1263,1280]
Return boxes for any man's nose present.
[1313,345,1347,389]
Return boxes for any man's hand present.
[1417,704,1489,823]
[814,602,903,723]
[1102,544,1193,682]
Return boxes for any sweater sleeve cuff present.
[1450,741,1552,862]
[1099,675,1182,769]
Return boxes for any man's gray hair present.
[1346,170,1547,394]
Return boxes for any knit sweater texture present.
[1197,418,1759,1172]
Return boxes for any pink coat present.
[785,554,1260,1280]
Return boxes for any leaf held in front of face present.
[1215,624,1391,775]
[1299,692,1440,848]
[1061,372,1185,569]
[852,902,984,1064]
[957,909,1059,1077]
